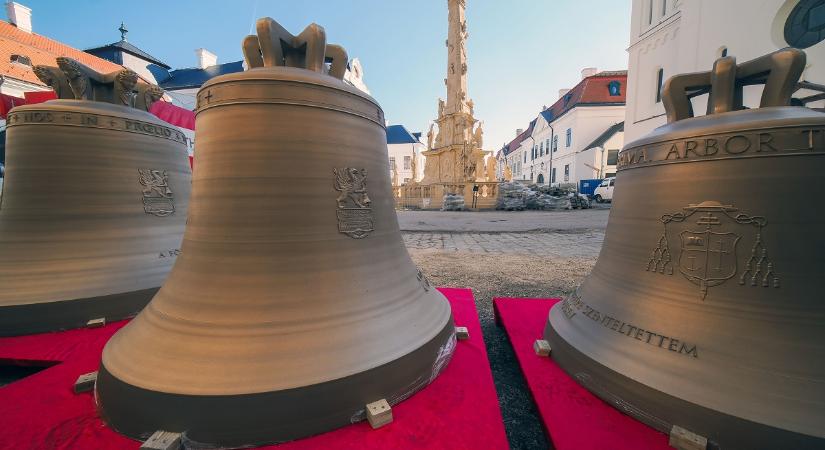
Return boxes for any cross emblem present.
[709,239,730,271]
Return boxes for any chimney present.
[558,88,571,99]
[6,2,31,33]
[516,128,524,136]
[195,48,217,69]
[581,67,598,79]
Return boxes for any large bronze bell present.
[544,48,825,449]
[0,59,190,336]
[96,18,455,447]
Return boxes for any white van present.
[593,177,615,203]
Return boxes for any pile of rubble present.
[496,182,528,210]
[441,193,466,211]
[496,182,591,211]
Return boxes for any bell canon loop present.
[0,59,190,336]
[96,17,456,447]
[544,48,825,449]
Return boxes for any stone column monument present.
[421,0,487,184]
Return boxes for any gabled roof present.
[503,118,536,156]
[0,21,125,86]
[159,61,245,90]
[86,39,170,69]
[386,124,419,144]
[540,70,627,125]
[584,121,624,150]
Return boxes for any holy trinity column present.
[421,0,486,184]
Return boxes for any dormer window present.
[563,94,572,105]
[608,80,621,96]
[10,54,31,67]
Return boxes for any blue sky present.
[14,0,631,150]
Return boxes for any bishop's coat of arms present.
[647,201,779,299]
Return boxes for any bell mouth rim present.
[99,293,455,396]
[544,304,825,446]
[623,106,825,151]
[95,315,457,447]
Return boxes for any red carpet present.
[0,288,507,450]
[493,297,671,450]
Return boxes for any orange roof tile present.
[0,21,125,86]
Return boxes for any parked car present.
[593,177,615,203]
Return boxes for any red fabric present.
[0,93,25,119]
[23,91,58,104]
[0,288,507,450]
[149,101,195,131]
[493,298,670,450]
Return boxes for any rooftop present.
[584,121,624,150]
[85,39,171,69]
[539,70,627,124]
[0,21,124,86]
[386,124,420,144]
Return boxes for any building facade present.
[387,125,426,185]
[626,0,825,143]
[507,69,627,187]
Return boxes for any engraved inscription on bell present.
[646,201,778,299]
[333,167,373,239]
[139,169,175,217]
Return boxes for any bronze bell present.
[544,48,825,449]
[96,18,455,447]
[0,59,190,336]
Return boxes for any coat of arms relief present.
[647,201,779,299]
[139,169,175,217]
[333,168,374,239]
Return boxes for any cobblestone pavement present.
[400,210,607,450]
[403,230,604,258]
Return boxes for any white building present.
[626,0,825,143]
[386,125,426,184]
[506,69,627,187]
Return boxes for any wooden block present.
[73,371,97,394]
[140,430,182,450]
[86,317,106,328]
[455,326,470,340]
[669,425,707,450]
[533,339,552,357]
[366,399,393,429]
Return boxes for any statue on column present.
[473,121,484,149]
[427,123,435,150]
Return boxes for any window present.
[523,152,527,163]
[10,54,31,66]
[785,1,825,48]
[403,156,411,170]
[608,80,621,96]
[551,167,556,183]
[564,164,570,182]
[389,157,395,169]
[718,46,728,58]
[607,149,619,165]
[661,0,667,16]
[655,68,664,103]
[565,128,572,147]
[648,0,653,24]
[609,179,615,187]
[553,136,558,152]
[546,139,550,153]
[540,141,544,156]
